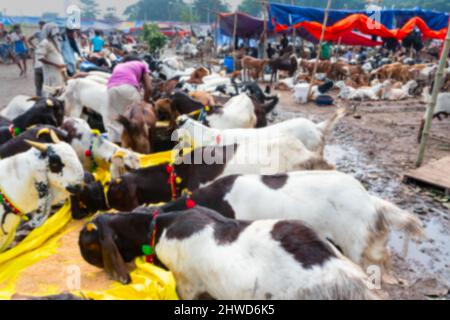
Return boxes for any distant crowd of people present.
[0,21,138,97]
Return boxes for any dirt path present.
[1,63,449,299]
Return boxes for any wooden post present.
[233,12,238,71]
[262,0,268,59]
[306,0,333,101]
[416,23,450,167]
[291,0,296,49]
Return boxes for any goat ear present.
[98,221,131,284]
[116,115,133,132]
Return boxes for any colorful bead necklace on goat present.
[166,164,181,200]
[85,130,101,172]
[8,125,21,138]
[0,189,28,221]
[142,210,158,263]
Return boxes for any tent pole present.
[416,23,450,167]
[306,0,332,101]
[215,15,220,56]
[262,0,268,59]
[233,11,238,71]
[291,0,296,50]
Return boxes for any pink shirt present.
[107,61,150,89]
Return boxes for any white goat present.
[348,83,383,101]
[1,95,35,119]
[164,171,425,282]
[155,207,379,300]
[206,93,257,129]
[381,80,418,101]
[61,118,141,179]
[61,78,108,118]
[0,139,84,251]
[176,108,345,153]
[336,81,355,100]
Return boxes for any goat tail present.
[317,107,346,136]
[261,95,279,114]
[372,196,425,241]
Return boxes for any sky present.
[0,0,242,18]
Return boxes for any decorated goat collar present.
[8,125,21,138]
[0,187,28,225]
[142,210,159,263]
[85,130,102,172]
[187,105,211,124]
[166,164,182,201]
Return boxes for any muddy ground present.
[1,63,449,300]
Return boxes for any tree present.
[80,0,100,20]
[238,0,262,17]
[42,12,59,20]
[142,23,167,53]
[193,0,229,23]
[103,7,121,23]
[124,0,191,21]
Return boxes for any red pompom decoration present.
[186,198,196,209]
[85,150,92,157]
[166,165,173,174]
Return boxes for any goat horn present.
[49,130,61,144]
[86,222,98,232]
[25,140,48,152]
[27,96,40,102]
[112,150,126,159]
[36,128,50,138]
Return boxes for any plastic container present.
[224,56,234,73]
[294,83,310,104]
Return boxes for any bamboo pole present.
[262,0,268,59]
[291,0,296,49]
[306,0,333,101]
[232,11,238,71]
[416,23,450,167]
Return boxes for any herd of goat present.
[0,49,441,299]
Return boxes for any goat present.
[1,95,37,119]
[188,91,216,106]
[269,55,298,83]
[417,87,450,142]
[61,118,140,179]
[149,170,425,283]
[380,80,418,101]
[61,77,108,119]
[336,82,382,101]
[0,137,84,251]
[0,126,69,159]
[187,67,210,84]
[175,108,345,153]
[155,92,259,130]
[0,97,64,145]
[79,206,378,300]
[73,139,334,213]
[117,101,157,154]
[241,56,269,81]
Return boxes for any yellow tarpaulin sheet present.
[0,150,182,300]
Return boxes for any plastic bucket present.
[224,56,234,73]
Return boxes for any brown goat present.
[188,91,216,106]
[241,56,269,81]
[117,101,156,154]
[187,67,210,84]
